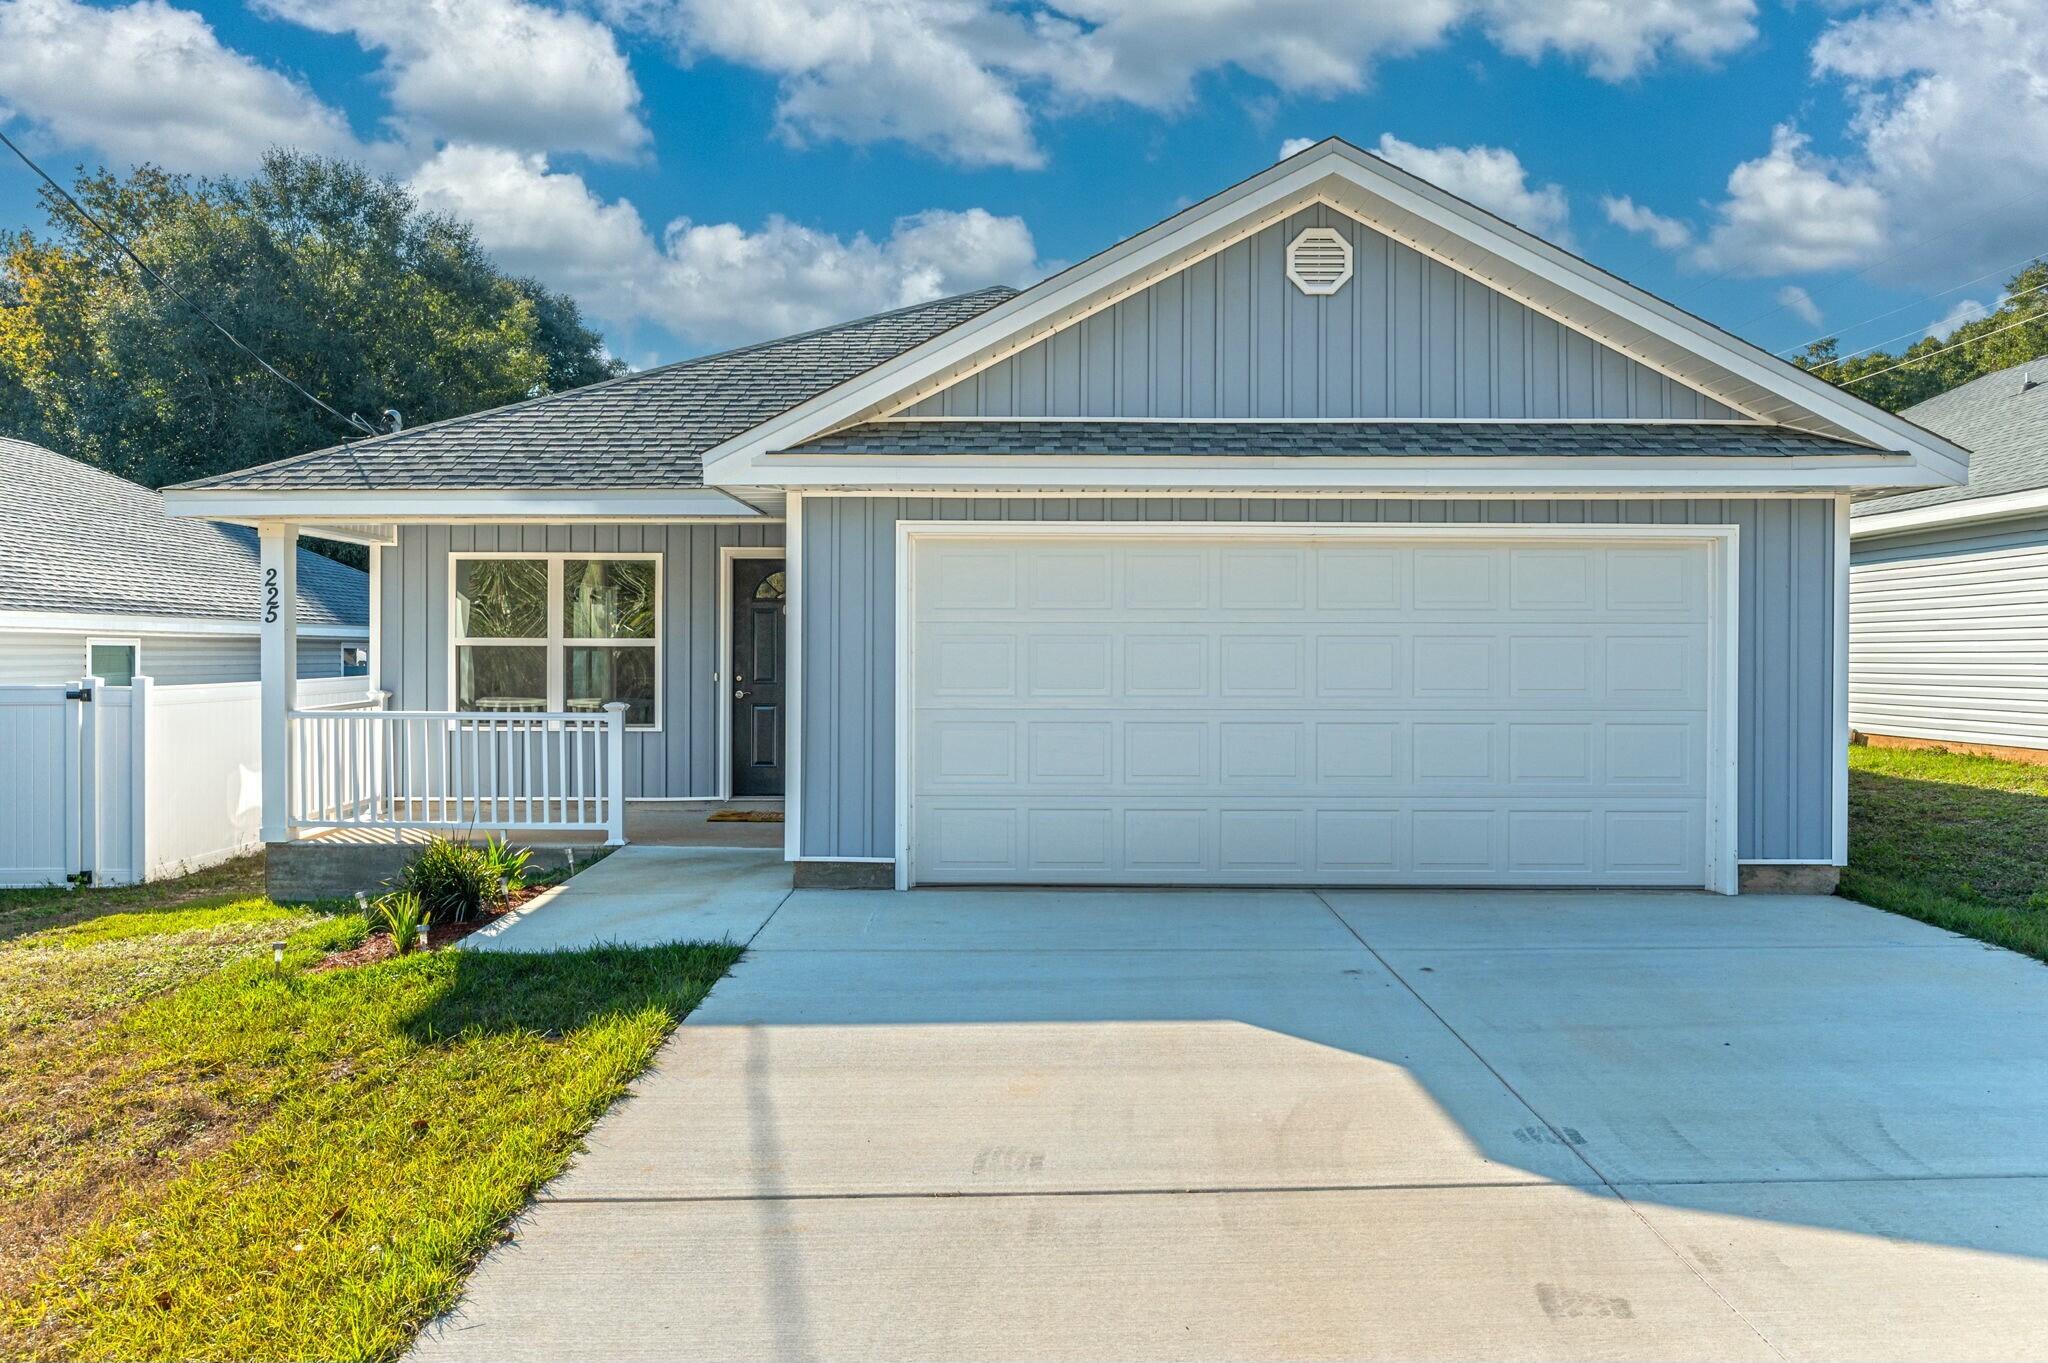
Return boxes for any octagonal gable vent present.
[1286,227,1353,296]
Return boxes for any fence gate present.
[0,677,130,888]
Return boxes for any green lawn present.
[1844,743,2048,961]
[0,859,741,1362]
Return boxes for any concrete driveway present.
[417,867,2048,1361]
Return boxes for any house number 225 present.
[263,568,280,623]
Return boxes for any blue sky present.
[1,0,2043,372]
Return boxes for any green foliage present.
[392,838,511,926]
[374,890,428,955]
[1841,743,2048,963]
[1797,262,2048,411]
[479,836,532,897]
[0,152,624,492]
[0,873,740,1361]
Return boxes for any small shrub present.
[480,835,533,897]
[394,838,502,925]
[375,890,428,954]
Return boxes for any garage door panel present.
[909,536,1715,886]
[916,711,1704,800]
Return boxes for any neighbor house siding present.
[905,204,1740,422]
[1850,513,2048,751]
[799,496,1839,865]
[0,630,357,685]
[375,521,784,799]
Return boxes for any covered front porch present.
[248,512,787,881]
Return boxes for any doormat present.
[708,809,784,823]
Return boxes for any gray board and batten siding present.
[797,496,1840,866]
[374,521,784,799]
[0,632,353,686]
[1850,512,2048,751]
[903,204,1743,423]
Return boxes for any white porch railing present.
[287,703,627,843]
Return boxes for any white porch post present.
[604,701,628,845]
[259,522,299,843]
[366,539,383,696]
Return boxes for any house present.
[0,435,370,684]
[1849,357,2048,758]
[163,139,1965,897]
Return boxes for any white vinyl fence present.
[0,674,375,887]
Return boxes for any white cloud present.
[1775,284,1822,328]
[1277,137,1318,161]
[1926,296,1991,341]
[1374,133,1570,238]
[0,0,363,173]
[1474,0,1755,82]
[1601,194,1692,251]
[608,0,1759,168]
[257,0,647,159]
[1677,0,2048,284]
[1692,125,1887,275]
[409,144,1040,347]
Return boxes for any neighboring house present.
[165,139,1964,896]
[1849,358,2048,757]
[0,436,371,684]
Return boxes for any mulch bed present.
[309,882,559,972]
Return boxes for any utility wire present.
[0,127,378,438]
[1841,311,2048,387]
[1826,280,2048,367]
[1773,249,2048,358]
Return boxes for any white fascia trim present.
[0,608,366,639]
[1850,487,2048,538]
[162,488,765,522]
[861,415,1774,426]
[745,453,1936,493]
[697,142,1967,487]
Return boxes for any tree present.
[1796,262,2048,412]
[0,151,623,491]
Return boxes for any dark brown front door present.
[731,558,787,797]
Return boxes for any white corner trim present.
[1831,495,1850,867]
[696,143,1967,488]
[783,490,805,864]
[890,518,1742,896]
[1850,486,2048,538]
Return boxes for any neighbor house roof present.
[1853,358,2048,519]
[0,436,368,629]
[174,287,1018,493]
[776,421,1883,460]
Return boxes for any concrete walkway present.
[461,845,792,952]
[417,884,2048,1361]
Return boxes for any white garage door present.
[906,532,1721,888]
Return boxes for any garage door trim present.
[894,521,1741,893]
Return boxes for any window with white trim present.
[86,637,139,687]
[452,554,660,727]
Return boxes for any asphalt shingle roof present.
[776,420,1887,460]
[178,287,1018,493]
[0,436,368,627]
[1853,358,2048,516]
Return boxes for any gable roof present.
[702,138,1967,491]
[173,287,1016,494]
[780,420,1883,461]
[1853,358,2048,520]
[0,436,367,629]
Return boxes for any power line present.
[1826,279,2048,367]
[1842,311,2048,387]
[1773,249,2048,358]
[0,127,378,439]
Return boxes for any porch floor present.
[295,800,784,850]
